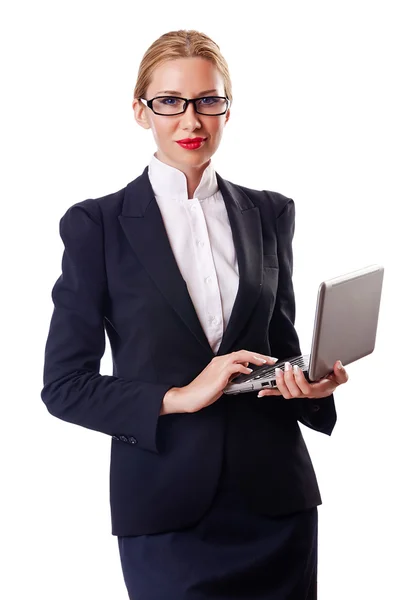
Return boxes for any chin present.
[176,147,212,160]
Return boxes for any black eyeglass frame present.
[139,95,230,116]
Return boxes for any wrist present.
[160,386,189,415]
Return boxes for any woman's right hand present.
[161,350,278,415]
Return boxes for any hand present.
[257,360,349,399]
[162,350,278,414]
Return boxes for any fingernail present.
[253,355,267,363]
[285,362,291,372]
[270,357,278,362]
[275,367,282,376]
[293,364,299,374]
[247,368,253,372]
[337,361,343,370]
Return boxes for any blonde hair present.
[133,29,233,105]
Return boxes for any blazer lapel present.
[215,173,264,355]
[119,167,214,357]
[118,167,264,358]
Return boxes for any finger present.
[283,362,304,397]
[292,365,312,396]
[230,350,278,367]
[227,363,253,378]
[257,387,282,397]
[333,360,349,384]
[274,367,292,399]
[253,354,279,364]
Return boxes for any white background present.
[1,1,396,598]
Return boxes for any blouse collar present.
[148,153,219,201]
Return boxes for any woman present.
[41,29,348,599]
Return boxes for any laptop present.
[223,264,384,395]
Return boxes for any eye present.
[199,97,219,105]
[159,97,182,106]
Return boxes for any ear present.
[132,98,151,130]
[224,107,231,125]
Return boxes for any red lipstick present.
[176,137,206,150]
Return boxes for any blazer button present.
[120,435,128,442]
[128,436,137,444]
[312,404,320,412]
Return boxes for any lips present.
[176,137,207,150]
[176,137,206,143]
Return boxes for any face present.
[133,57,230,174]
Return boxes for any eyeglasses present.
[139,95,230,116]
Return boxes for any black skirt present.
[117,472,318,600]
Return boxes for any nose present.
[179,101,202,131]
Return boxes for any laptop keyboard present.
[250,355,309,380]
[229,355,310,385]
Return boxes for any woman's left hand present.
[257,360,349,399]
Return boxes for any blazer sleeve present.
[268,197,337,436]
[41,200,173,453]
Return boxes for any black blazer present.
[41,166,337,536]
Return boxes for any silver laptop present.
[223,264,384,395]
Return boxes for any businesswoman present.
[41,29,348,599]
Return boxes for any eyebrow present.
[154,89,218,96]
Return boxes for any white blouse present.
[148,153,239,353]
